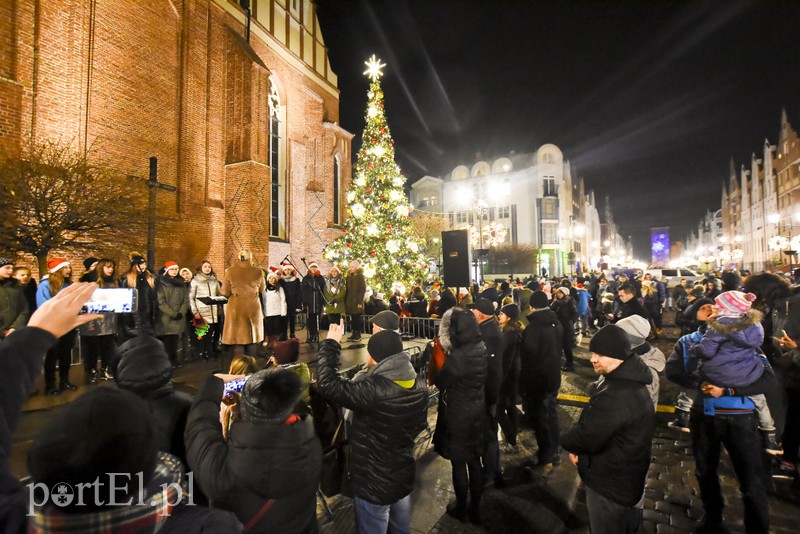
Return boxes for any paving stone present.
[664,489,692,507]
[655,524,683,534]
[641,520,657,534]
[654,500,687,516]
[686,507,705,520]
[642,509,670,525]
[669,513,699,530]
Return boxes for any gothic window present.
[333,157,341,225]
[269,85,286,239]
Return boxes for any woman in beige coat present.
[221,250,266,356]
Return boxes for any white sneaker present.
[576,333,583,345]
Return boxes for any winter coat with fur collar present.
[691,309,765,388]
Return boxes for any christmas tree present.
[324,55,427,296]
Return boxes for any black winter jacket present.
[519,309,563,394]
[433,341,488,461]
[614,297,649,323]
[301,273,327,314]
[185,376,321,533]
[499,325,522,407]
[478,318,504,406]
[0,278,29,335]
[561,356,655,507]
[551,297,577,335]
[316,340,428,505]
[437,289,457,318]
[280,276,302,314]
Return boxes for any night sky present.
[314,0,800,259]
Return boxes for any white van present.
[644,268,702,288]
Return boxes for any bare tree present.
[488,243,538,275]
[0,140,147,273]
[410,211,449,260]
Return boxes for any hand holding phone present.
[81,288,138,314]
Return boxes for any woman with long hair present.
[497,303,523,447]
[221,249,266,356]
[36,258,78,395]
[121,252,157,336]
[80,259,119,383]
[433,307,488,524]
[190,260,222,360]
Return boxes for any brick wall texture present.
[0,0,352,276]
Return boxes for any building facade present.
[410,144,606,277]
[686,110,798,272]
[0,0,351,271]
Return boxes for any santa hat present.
[164,261,178,270]
[308,261,319,269]
[47,258,70,273]
[281,261,294,271]
[268,266,281,274]
[715,291,757,317]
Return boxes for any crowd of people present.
[2,249,800,533]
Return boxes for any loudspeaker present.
[442,230,471,288]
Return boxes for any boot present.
[86,369,98,385]
[101,367,114,381]
[468,497,482,525]
[446,501,467,522]
[45,384,60,396]
[60,381,78,392]
[763,430,784,455]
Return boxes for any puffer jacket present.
[519,309,563,395]
[263,285,287,317]
[189,272,221,324]
[316,340,428,505]
[432,340,488,462]
[561,356,655,507]
[185,376,321,533]
[691,310,765,388]
[156,275,189,336]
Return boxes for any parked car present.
[644,268,702,288]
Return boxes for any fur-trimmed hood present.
[438,307,481,354]
[708,308,763,335]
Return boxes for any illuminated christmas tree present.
[324,55,427,295]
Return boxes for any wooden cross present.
[130,157,176,268]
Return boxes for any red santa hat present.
[281,261,294,272]
[164,261,178,270]
[308,261,319,269]
[47,258,70,273]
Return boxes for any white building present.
[410,144,603,277]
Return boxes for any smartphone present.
[82,288,138,313]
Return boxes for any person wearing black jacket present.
[433,307,488,524]
[185,367,320,533]
[436,287,457,318]
[497,304,523,447]
[301,261,326,343]
[613,283,649,323]
[562,325,655,534]
[0,259,29,340]
[469,298,505,488]
[552,286,578,371]
[519,290,563,472]
[317,324,428,533]
[279,263,302,340]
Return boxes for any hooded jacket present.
[691,310,765,388]
[316,340,428,505]
[185,376,321,533]
[561,356,655,507]
[519,309,563,394]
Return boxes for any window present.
[333,157,341,225]
[542,223,558,244]
[543,177,557,197]
[542,197,558,219]
[456,211,467,223]
[498,206,510,219]
[269,85,286,239]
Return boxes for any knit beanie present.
[720,271,742,292]
[469,298,495,316]
[500,303,520,322]
[529,290,549,309]
[130,253,147,268]
[82,257,99,271]
[589,325,632,360]
[28,388,157,510]
[114,336,173,393]
[239,368,304,424]
[0,257,13,268]
[616,315,651,348]
[715,290,757,317]
[689,285,705,299]
[371,310,400,331]
[367,330,404,362]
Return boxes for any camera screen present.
[83,288,135,313]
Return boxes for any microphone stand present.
[295,256,328,351]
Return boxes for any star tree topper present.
[363,55,386,80]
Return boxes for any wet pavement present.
[10,313,800,533]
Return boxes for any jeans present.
[690,412,769,533]
[350,313,363,336]
[585,485,642,534]
[522,389,560,464]
[577,315,589,335]
[354,494,411,534]
[498,402,519,445]
[44,330,76,387]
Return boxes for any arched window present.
[333,156,341,225]
[269,85,286,239]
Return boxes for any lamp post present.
[767,211,800,271]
